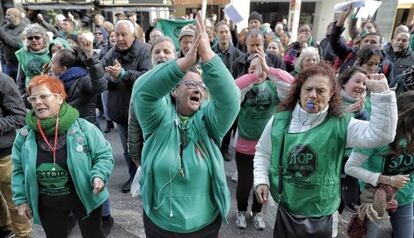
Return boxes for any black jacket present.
[0,22,27,66]
[384,46,414,79]
[62,56,107,123]
[231,53,285,79]
[0,72,26,157]
[212,43,244,75]
[100,40,151,124]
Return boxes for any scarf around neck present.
[26,102,79,136]
[59,66,88,91]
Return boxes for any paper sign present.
[334,0,365,13]
[356,0,382,18]
[224,3,244,24]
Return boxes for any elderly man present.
[385,28,414,79]
[0,72,32,238]
[177,24,195,58]
[0,8,27,80]
[100,19,151,193]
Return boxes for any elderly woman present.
[345,91,414,238]
[292,46,320,76]
[15,24,51,96]
[12,75,113,238]
[254,64,397,237]
[132,13,240,237]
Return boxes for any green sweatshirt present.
[12,119,114,224]
[132,56,240,232]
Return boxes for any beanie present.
[248,11,263,24]
[178,24,195,42]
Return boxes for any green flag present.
[155,18,196,50]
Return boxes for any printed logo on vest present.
[27,58,45,77]
[287,144,318,179]
[384,152,414,175]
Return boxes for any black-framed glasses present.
[181,80,206,91]
[27,92,58,103]
[27,36,42,41]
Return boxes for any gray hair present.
[21,24,50,51]
[115,20,135,35]
[294,47,320,73]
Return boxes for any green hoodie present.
[132,56,240,232]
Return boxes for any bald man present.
[0,8,27,80]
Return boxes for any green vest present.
[15,48,50,87]
[238,80,279,140]
[356,143,414,206]
[269,111,350,216]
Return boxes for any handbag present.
[274,133,333,238]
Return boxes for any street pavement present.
[31,123,393,238]
[31,123,273,238]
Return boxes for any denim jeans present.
[116,123,137,179]
[101,91,111,121]
[366,203,413,238]
[101,199,111,217]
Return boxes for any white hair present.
[115,20,135,35]
[294,47,320,73]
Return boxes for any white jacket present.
[253,90,397,189]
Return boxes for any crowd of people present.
[0,3,413,238]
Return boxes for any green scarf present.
[26,103,79,136]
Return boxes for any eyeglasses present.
[27,36,42,41]
[181,80,206,91]
[27,93,58,103]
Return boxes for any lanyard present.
[37,115,59,166]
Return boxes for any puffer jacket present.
[61,55,107,123]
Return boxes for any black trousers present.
[143,212,221,238]
[235,152,262,213]
[38,196,104,238]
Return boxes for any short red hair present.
[27,75,67,101]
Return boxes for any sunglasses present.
[181,80,206,91]
[27,36,42,41]
[27,92,58,103]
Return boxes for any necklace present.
[37,115,59,170]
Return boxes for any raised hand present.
[365,73,389,93]
[195,11,215,63]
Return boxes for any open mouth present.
[190,95,200,102]
[37,108,48,113]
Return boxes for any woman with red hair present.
[11,75,114,238]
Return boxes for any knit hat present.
[248,11,263,24]
[178,24,195,42]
